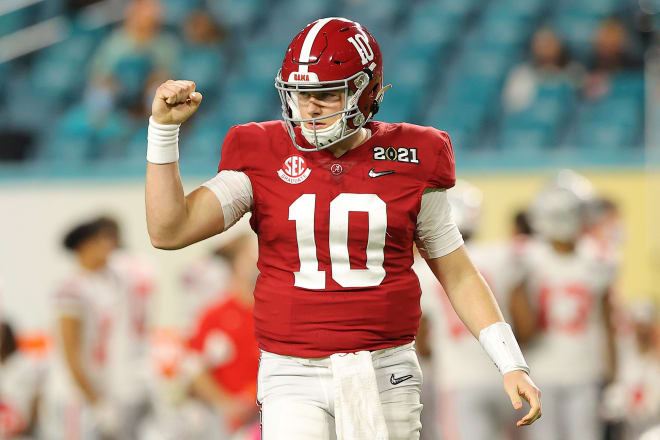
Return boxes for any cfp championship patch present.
[373,146,420,164]
[278,154,311,184]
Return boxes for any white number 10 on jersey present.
[289,193,387,289]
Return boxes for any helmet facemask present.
[275,69,375,152]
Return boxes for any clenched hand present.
[152,80,203,125]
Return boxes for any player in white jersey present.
[40,217,152,440]
[1,320,45,438]
[101,217,155,439]
[603,301,660,440]
[511,183,617,440]
[179,243,231,336]
[415,180,526,440]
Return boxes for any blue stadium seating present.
[0,8,30,37]
[161,0,205,26]
[177,45,228,100]
[207,0,268,31]
[500,80,577,149]
[0,0,647,170]
[29,29,102,106]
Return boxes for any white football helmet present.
[549,169,595,202]
[529,185,585,243]
[447,180,483,237]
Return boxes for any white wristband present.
[479,322,530,375]
[147,116,180,164]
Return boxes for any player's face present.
[297,90,345,129]
[86,233,117,267]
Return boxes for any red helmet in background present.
[275,17,386,151]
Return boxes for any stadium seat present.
[555,13,602,61]
[177,45,228,100]
[571,95,643,149]
[41,105,133,162]
[240,41,286,83]
[0,8,29,37]
[29,30,102,105]
[500,126,554,149]
[160,0,204,26]
[207,0,267,31]
[111,55,155,104]
[339,0,405,31]
[499,80,576,148]
[405,10,458,58]
[181,122,228,160]
[259,0,334,47]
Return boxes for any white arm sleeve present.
[201,170,253,230]
[415,188,464,259]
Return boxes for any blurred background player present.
[184,232,260,437]
[415,180,526,440]
[0,319,44,439]
[178,241,232,338]
[41,216,153,440]
[603,300,660,440]
[511,177,618,440]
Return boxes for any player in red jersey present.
[145,17,541,439]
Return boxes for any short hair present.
[62,216,120,251]
[0,320,17,360]
[513,210,533,236]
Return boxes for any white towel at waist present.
[330,350,389,440]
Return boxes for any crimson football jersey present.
[188,295,259,397]
[217,120,455,357]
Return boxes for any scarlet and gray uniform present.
[214,120,460,439]
[41,255,153,440]
[415,242,522,440]
[520,239,615,440]
[0,352,44,439]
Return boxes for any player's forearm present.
[145,161,189,249]
[69,360,99,404]
[602,291,617,381]
[509,283,538,345]
[444,269,505,338]
[425,247,505,337]
[62,344,99,403]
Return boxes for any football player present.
[0,320,44,438]
[40,217,152,440]
[511,182,617,440]
[415,180,525,440]
[186,233,261,435]
[145,18,541,439]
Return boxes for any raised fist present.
[152,80,203,125]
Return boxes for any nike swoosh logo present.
[390,373,413,385]
[369,168,395,178]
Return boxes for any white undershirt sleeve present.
[201,170,253,230]
[415,188,464,259]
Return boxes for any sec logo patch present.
[278,155,312,184]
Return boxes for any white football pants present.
[438,385,516,440]
[522,382,601,440]
[257,342,423,440]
